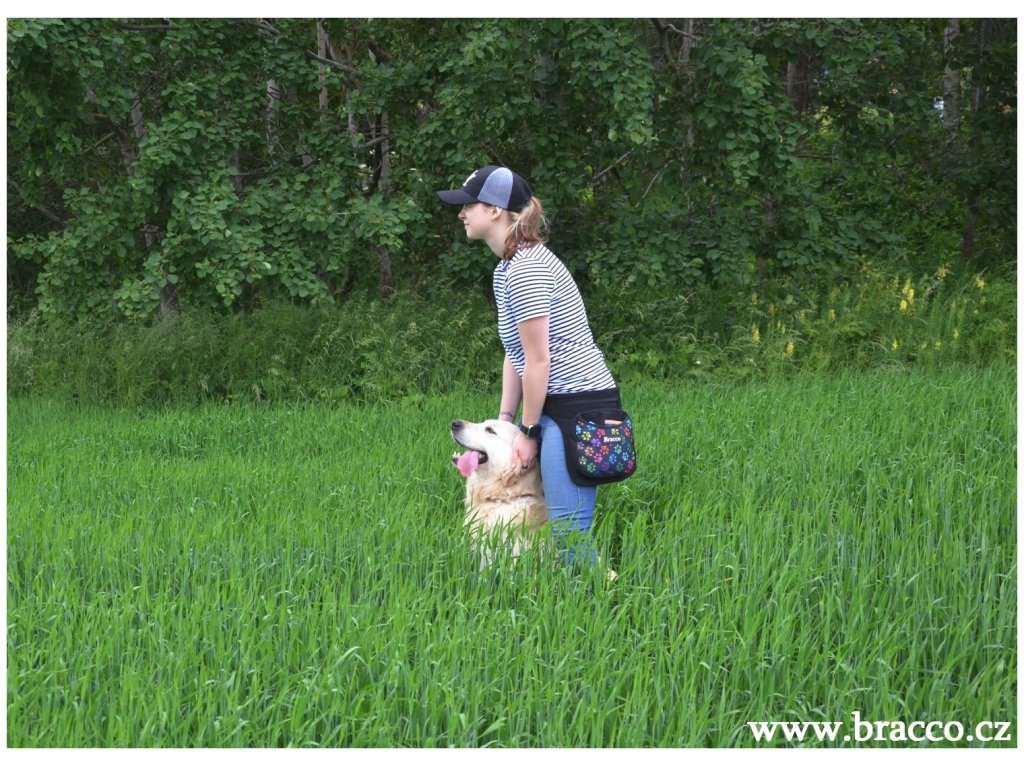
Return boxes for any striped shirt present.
[494,243,616,395]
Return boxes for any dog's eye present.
[484,426,496,435]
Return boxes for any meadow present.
[6,365,1016,747]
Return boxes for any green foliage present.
[7,367,1016,745]
[8,265,1013,409]
[7,19,1015,321]
[585,257,1015,383]
[7,291,502,407]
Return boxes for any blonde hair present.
[502,196,550,260]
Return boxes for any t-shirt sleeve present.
[506,258,554,323]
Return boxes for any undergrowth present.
[6,259,1014,408]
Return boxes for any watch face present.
[520,423,540,439]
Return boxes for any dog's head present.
[451,418,521,479]
[451,418,547,542]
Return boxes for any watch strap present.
[519,422,541,439]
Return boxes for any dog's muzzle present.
[451,420,488,465]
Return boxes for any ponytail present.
[502,196,550,260]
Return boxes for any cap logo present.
[463,171,478,188]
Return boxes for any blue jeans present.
[539,414,598,567]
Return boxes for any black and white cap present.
[436,165,534,213]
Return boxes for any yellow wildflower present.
[934,340,942,351]
[976,277,986,291]
[785,342,795,358]
[751,293,759,307]
[768,303,776,317]
[899,300,908,312]
[900,279,915,305]
[891,339,900,351]
[799,310,807,323]
[829,309,836,322]
[953,328,959,339]
[752,325,761,343]
[937,264,950,280]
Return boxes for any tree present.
[6,18,1016,321]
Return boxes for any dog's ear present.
[499,465,518,487]
[500,464,533,489]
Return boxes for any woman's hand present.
[511,432,539,473]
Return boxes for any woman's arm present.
[517,315,550,426]
[510,315,550,470]
[499,353,522,422]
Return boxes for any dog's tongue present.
[456,450,481,478]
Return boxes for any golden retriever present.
[451,418,548,570]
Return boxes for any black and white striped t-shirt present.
[494,243,616,395]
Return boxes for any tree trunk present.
[376,110,396,300]
[317,20,330,122]
[942,19,961,131]
[124,89,179,317]
[93,85,178,317]
[959,19,994,261]
[784,50,818,114]
[266,77,280,159]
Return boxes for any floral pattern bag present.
[571,409,638,485]
[543,388,637,487]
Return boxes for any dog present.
[450,418,548,570]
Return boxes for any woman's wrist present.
[499,410,516,422]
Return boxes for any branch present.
[653,19,700,41]
[254,19,280,35]
[8,178,66,228]
[115,21,179,32]
[641,168,663,201]
[250,19,361,78]
[592,148,636,184]
[360,135,389,149]
[86,131,117,153]
[793,151,839,162]
[304,49,361,77]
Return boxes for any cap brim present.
[437,189,478,206]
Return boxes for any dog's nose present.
[451,420,464,432]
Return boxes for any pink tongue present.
[456,450,481,478]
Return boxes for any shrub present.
[8,260,1014,408]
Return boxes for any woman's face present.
[458,202,495,241]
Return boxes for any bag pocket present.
[570,409,637,485]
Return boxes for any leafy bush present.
[7,20,1015,322]
[588,258,1015,383]
[7,292,501,407]
[9,260,1013,409]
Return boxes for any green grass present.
[6,366,1016,747]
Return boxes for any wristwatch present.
[519,423,541,440]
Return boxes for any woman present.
[438,165,620,568]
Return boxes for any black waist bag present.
[543,387,637,487]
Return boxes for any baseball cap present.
[436,165,534,213]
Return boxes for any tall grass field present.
[6,366,1016,747]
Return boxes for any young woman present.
[438,165,620,567]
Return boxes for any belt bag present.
[543,387,637,487]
